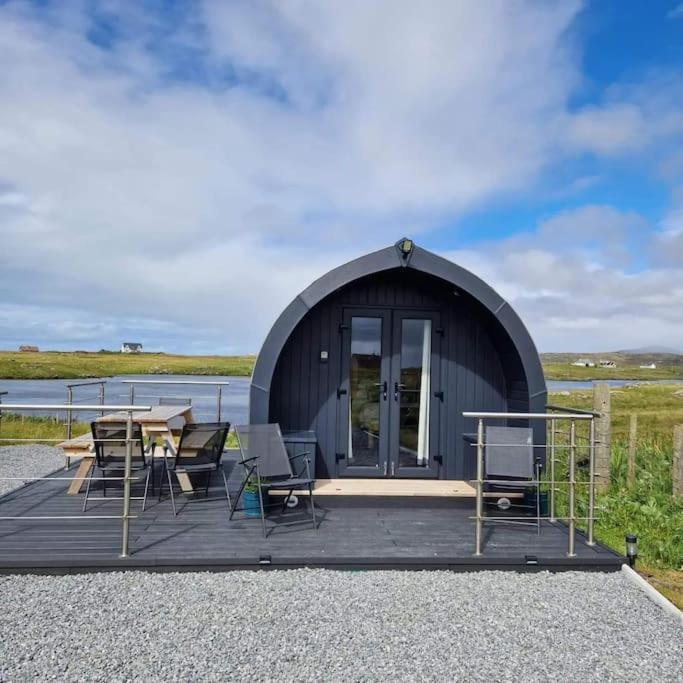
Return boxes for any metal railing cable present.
[463,410,598,558]
[0,403,151,558]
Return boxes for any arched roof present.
[250,241,546,422]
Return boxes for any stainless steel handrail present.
[0,403,151,557]
[65,381,108,458]
[465,411,597,558]
[121,379,230,421]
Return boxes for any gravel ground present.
[0,569,680,682]
[0,445,65,497]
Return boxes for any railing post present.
[129,383,135,406]
[216,385,222,422]
[587,416,596,546]
[474,418,484,556]
[549,417,556,522]
[120,410,134,558]
[99,382,105,417]
[65,386,73,469]
[567,419,576,557]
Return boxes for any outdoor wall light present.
[625,534,638,568]
[398,238,414,258]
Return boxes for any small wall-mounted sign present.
[320,350,329,362]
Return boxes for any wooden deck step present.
[269,479,524,498]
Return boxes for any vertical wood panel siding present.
[269,269,531,480]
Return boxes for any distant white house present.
[599,360,616,368]
[572,358,595,367]
[639,362,656,369]
[120,342,143,353]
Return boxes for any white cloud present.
[0,1,681,353]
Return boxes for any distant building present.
[120,342,143,353]
[599,360,616,368]
[572,358,595,367]
[18,345,39,352]
[639,362,656,369]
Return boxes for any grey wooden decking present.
[0,466,622,572]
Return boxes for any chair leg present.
[308,483,317,533]
[101,468,106,498]
[82,461,95,513]
[158,460,167,502]
[282,489,293,513]
[142,467,151,512]
[256,467,267,538]
[167,468,177,516]
[205,470,211,497]
[220,466,232,513]
[228,466,253,520]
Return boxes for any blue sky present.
[0,1,682,353]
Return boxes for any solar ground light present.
[625,534,638,568]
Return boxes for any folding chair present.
[484,425,542,533]
[230,424,317,537]
[158,421,231,516]
[84,422,152,512]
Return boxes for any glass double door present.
[338,307,440,478]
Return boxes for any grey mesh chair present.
[230,424,317,537]
[485,425,541,533]
[158,421,231,516]
[84,422,152,512]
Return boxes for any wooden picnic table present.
[60,405,195,495]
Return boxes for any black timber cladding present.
[250,243,547,480]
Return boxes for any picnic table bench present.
[58,405,195,495]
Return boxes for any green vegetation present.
[0,351,256,379]
[550,384,683,608]
[542,351,683,381]
[0,414,89,444]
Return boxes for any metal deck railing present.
[463,409,600,558]
[0,403,151,557]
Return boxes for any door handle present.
[374,380,388,400]
[394,382,405,401]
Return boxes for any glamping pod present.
[250,239,546,481]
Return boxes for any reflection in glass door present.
[390,312,440,478]
[338,309,390,477]
[397,318,432,468]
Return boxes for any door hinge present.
[338,323,349,333]
[433,390,444,401]
[335,452,346,461]
[435,327,445,336]
[434,454,443,465]
[336,387,347,398]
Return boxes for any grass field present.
[549,384,683,608]
[0,351,256,379]
[542,351,683,380]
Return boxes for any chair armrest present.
[163,439,178,458]
[287,450,311,461]
[238,455,260,465]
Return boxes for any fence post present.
[474,418,484,556]
[674,425,683,498]
[627,414,637,488]
[216,385,222,422]
[567,419,576,557]
[120,410,134,558]
[593,383,611,492]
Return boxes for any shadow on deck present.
[0,466,623,573]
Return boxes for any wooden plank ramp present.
[269,478,523,498]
